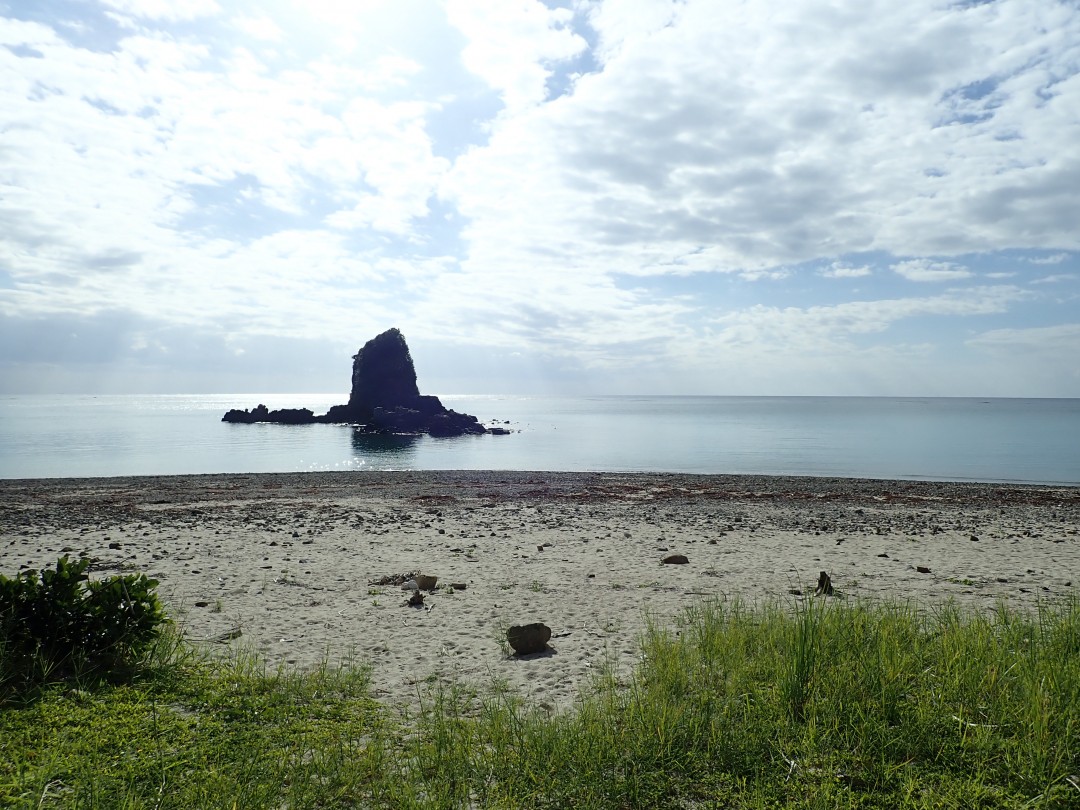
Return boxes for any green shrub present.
[0,555,168,690]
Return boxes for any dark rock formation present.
[815,571,834,596]
[349,328,421,416]
[222,328,493,437]
[506,623,552,655]
[334,329,486,435]
[222,405,269,424]
[222,405,316,425]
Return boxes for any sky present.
[1,0,1079,398]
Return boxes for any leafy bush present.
[0,555,168,690]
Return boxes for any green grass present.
[2,598,1078,808]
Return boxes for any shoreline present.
[3,471,1078,710]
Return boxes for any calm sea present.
[0,394,1077,484]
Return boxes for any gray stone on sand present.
[415,574,438,590]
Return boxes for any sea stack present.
[350,328,423,417]
[223,328,490,437]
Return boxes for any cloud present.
[707,286,1021,350]
[446,0,588,113]
[638,285,1032,395]
[892,259,974,282]
[968,323,1080,354]
[0,309,350,394]
[442,0,1080,311]
[99,0,221,23]
[2,1,1079,396]
[821,263,872,279]
[1027,253,1069,265]
[233,15,283,43]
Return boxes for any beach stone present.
[415,574,438,590]
[407,590,424,606]
[917,566,932,574]
[506,622,551,655]
[662,554,689,565]
[815,571,834,596]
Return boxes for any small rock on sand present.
[507,622,551,655]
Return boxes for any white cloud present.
[322,98,450,233]
[443,0,1080,292]
[963,323,1080,394]
[233,15,283,42]
[892,259,974,282]
[968,323,1080,352]
[586,0,683,62]
[99,0,221,23]
[708,286,1021,349]
[822,263,872,279]
[2,0,1080,395]
[446,0,588,112]
[0,8,455,351]
[1027,253,1069,265]
[635,285,1032,395]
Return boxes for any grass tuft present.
[2,596,1078,807]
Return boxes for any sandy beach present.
[2,472,1077,711]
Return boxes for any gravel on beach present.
[3,471,1077,710]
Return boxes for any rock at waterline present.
[220,404,317,425]
[222,328,493,437]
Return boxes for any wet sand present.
[2,472,1077,710]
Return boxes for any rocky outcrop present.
[349,328,422,417]
[222,328,494,437]
[222,405,316,425]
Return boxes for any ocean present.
[0,394,1077,484]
